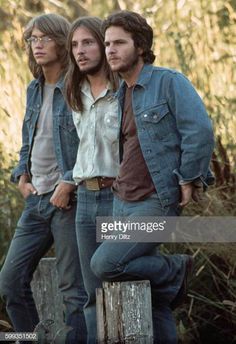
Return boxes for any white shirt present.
[73,80,120,183]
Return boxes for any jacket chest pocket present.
[58,114,78,145]
[59,114,76,132]
[24,107,39,141]
[140,102,176,141]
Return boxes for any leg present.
[51,198,87,343]
[153,306,177,344]
[75,186,113,344]
[0,193,53,332]
[91,194,184,302]
[90,194,184,343]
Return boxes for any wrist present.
[19,173,30,184]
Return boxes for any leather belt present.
[80,177,115,191]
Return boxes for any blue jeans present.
[90,194,185,344]
[0,191,87,343]
[75,186,114,344]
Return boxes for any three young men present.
[1,9,214,344]
[0,14,87,343]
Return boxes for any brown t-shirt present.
[113,86,156,201]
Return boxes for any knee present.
[0,271,20,300]
[90,254,106,280]
[90,253,119,281]
[0,272,11,299]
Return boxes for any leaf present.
[0,319,12,329]
[222,300,236,308]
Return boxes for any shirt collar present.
[81,79,114,98]
[118,64,154,90]
[34,74,65,91]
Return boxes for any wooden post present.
[96,280,153,343]
[31,257,64,341]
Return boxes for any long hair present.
[23,13,70,79]
[65,16,118,113]
[102,11,155,64]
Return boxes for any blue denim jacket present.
[117,64,215,206]
[11,76,79,183]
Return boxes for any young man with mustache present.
[65,17,119,344]
[89,10,214,343]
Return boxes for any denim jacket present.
[117,64,215,206]
[11,75,79,183]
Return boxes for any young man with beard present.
[89,11,215,343]
[65,17,119,344]
[0,14,87,343]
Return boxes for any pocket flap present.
[141,103,169,123]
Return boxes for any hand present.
[18,174,37,199]
[179,183,202,207]
[50,182,76,209]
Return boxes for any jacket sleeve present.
[61,170,75,183]
[167,72,215,187]
[59,110,80,184]
[10,86,31,183]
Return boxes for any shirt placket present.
[89,101,96,174]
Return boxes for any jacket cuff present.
[173,169,215,191]
[61,170,75,184]
[10,165,28,183]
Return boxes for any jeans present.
[0,191,87,343]
[90,194,185,344]
[75,186,114,344]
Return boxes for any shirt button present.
[153,115,158,119]
[106,118,110,123]
[143,114,148,118]
[91,104,95,108]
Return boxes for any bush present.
[0,143,23,327]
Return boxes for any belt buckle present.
[85,178,100,191]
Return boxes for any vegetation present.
[0,0,235,342]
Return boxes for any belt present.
[80,177,115,191]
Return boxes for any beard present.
[117,53,139,74]
[109,47,140,74]
[80,57,104,76]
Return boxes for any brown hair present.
[65,16,118,113]
[23,13,70,79]
[102,10,155,64]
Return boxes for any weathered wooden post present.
[96,280,153,343]
[31,257,64,341]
